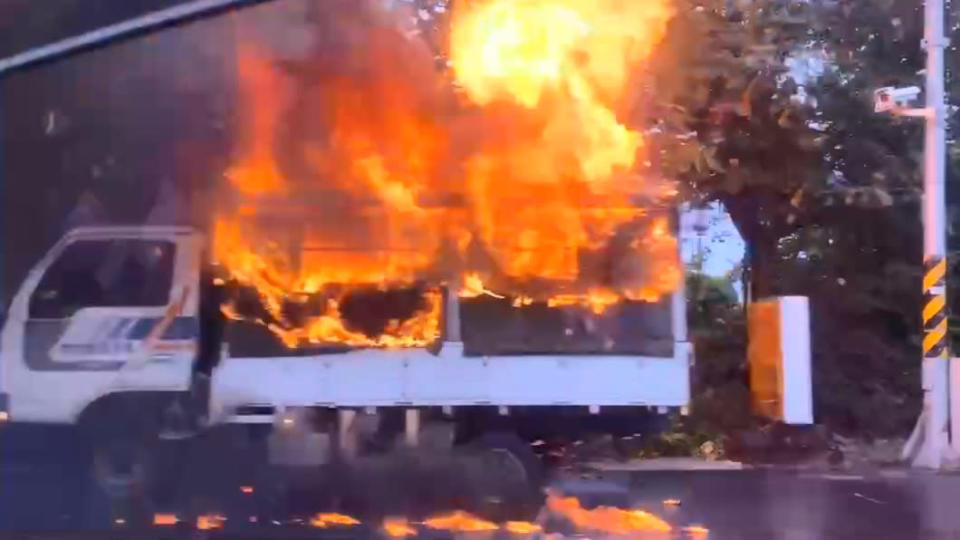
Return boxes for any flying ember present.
[215,0,679,348]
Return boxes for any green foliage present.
[686,271,739,333]
[655,0,928,437]
[643,291,753,458]
[780,207,922,435]
[687,307,753,434]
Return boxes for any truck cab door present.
[3,231,201,421]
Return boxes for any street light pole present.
[914,0,952,468]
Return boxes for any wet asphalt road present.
[552,468,960,540]
[3,427,960,539]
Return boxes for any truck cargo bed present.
[209,342,691,420]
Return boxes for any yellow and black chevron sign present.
[923,256,948,358]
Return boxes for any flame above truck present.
[214,0,680,349]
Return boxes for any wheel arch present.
[75,390,182,438]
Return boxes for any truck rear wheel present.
[463,432,544,521]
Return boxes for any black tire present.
[89,432,153,524]
[93,434,197,526]
[91,435,146,498]
[465,431,544,521]
[85,402,194,521]
[474,432,544,488]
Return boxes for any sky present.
[680,202,746,298]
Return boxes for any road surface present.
[2,427,960,539]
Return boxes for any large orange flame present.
[450,0,674,283]
[215,0,679,348]
[226,45,288,196]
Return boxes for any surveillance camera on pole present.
[873,86,929,116]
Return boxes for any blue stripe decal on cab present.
[126,317,198,340]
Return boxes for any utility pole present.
[902,0,953,468]
[917,0,952,469]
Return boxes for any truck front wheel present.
[80,394,188,520]
[90,430,189,520]
[91,435,147,499]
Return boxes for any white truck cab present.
[0,226,203,424]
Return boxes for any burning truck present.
[0,0,690,520]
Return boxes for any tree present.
[653,0,930,435]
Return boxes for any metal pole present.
[951,356,960,454]
[0,89,4,309]
[915,0,951,468]
[404,408,421,448]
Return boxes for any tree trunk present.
[721,193,779,302]
[748,230,778,301]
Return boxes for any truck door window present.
[29,239,175,319]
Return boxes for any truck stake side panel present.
[210,342,691,419]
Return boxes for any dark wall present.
[0,10,238,307]
[0,0,214,58]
